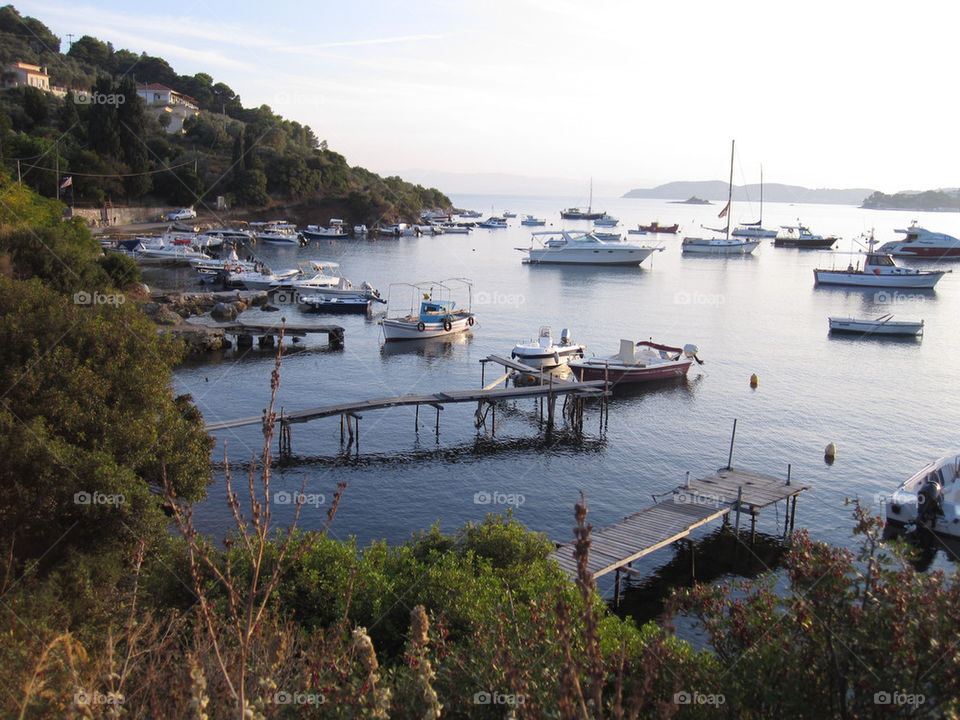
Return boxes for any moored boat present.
[520,215,546,226]
[568,339,701,384]
[593,214,619,227]
[886,454,960,536]
[813,235,947,288]
[301,219,347,240]
[380,280,476,341]
[828,315,924,336]
[877,222,960,259]
[479,216,508,229]
[634,222,679,234]
[511,327,586,369]
[517,230,662,265]
[298,294,372,313]
[774,224,838,249]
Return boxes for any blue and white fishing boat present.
[479,217,508,229]
[381,279,476,341]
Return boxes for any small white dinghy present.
[511,327,586,369]
[886,455,960,536]
[828,314,924,337]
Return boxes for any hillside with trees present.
[861,188,960,211]
[0,4,449,222]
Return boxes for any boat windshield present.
[867,254,896,267]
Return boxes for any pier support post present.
[750,511,757,545]
[614,569,622,609]
[789,496,798,534]
[734,486,743,538]
[415,404,419,431]
[258,334,274,348]
[436,406,440,439]
[727,418,738,470]
[237,333,253,348]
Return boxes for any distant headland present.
[624,181,875,206]
[670,196,711,205]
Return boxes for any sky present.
[16,0,960,196]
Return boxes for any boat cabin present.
[419,298,457,321]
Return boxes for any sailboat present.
[681,141,761,255]
[731,166,777,239]
[560,178,605,220]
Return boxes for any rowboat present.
[568,339,701,385]
[828,315,923,336]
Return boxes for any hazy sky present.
[18,0,960,194]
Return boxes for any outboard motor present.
[683,343,704,365]
[916,480,943,526]
[560,328,571,346]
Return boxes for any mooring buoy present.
[750,373,759,388]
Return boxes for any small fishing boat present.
[568,339,701,384]
[479,217,508,229]
[828,315,924,336]
[190,248,258,277]
[226,266,301,290]
[438,223,472,234]
[511,327,586,369]
[634,222,679,234]
[502,211,517,218]
[592,231,622,242]
[593,214,619,227]
[814,235,948,288]
[774,224,838,249]
[886,454,960,537]
[380,279,476,341]
[520,215,547,226]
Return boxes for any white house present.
[2,62,50,91]
[135,83,200,134]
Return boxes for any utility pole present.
[17,159,21,184]
[66,33,74,49]
[55,139,59,201]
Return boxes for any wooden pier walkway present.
[550,467,810,582]
[187,319,344,349]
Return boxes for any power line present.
[11,159,195,178]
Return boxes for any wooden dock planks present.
[550,467,811,580]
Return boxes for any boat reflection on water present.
[881,523,960,572]
[379,332,473,359]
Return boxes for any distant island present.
[624,181,874,206]
[861,189,960,211]
[671,196,711,205]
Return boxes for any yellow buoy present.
[749,373,759,388]
[824,442,837,460]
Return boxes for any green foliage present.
[862,189,960,210]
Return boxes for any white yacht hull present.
[381,315,474,341]
[521,246,657,265]
[813,269,943,288]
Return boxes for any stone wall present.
[69,206,169,227]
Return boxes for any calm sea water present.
[172,194,960,594]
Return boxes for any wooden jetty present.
[206,353,610,455]
[191,319,344,348]
[550,465,810,601]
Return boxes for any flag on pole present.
[717,201,729,219]
[60,176,73,189]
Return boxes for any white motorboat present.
[438,223,472,234]
[682,140,760,256]
[458,210,482,218]
[814,235,947,288]
[250,221,301,245]
[133,236,211,265]
[301,219,347,240]
[224,266,301,290]
[569,340,701,385]
[593,214,619,227]
[190,248,258,276]
[886,454,960,537]
[275,261,383,301]
[828,315,924,336]
[377,223,422,237]
[353,224,369,236]
[511,327,586,369]
[380,279,475,341]
[479,217,508,229]
[520,215,546,226]
[502,211,517,218]
[197,228,255,248]
[517,230,663,266]
[876,221,960,259]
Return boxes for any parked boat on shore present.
[568,339,701,384]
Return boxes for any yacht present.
[517,231,663,266]
[877,222,960,259]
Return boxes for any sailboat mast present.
[726,140,735,240]
[588,177,593,214]
[759,165,764,227]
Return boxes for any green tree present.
[66,34,111,68]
